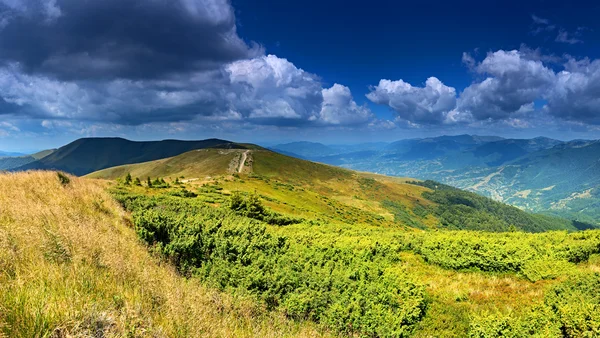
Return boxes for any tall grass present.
[0,171,329,337]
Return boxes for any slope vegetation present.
[89,147,576,233]
[286,135,600,225]
[106,173,600,337]
[0,171,327,337]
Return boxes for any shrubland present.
[109,174,600,337]
[3,165,600,337]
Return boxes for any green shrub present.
[115,192,427,337]
[408,231,600,280]
[545,273,600,337]
[57,172,70,186]
[469,307,561,337]
[229,191,301,226]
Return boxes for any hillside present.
[0,171,327,337]
[14,137,244,176]
[101,162,599,336]
[0,149,55,170]
[279,135,600,225]
[88,147,577,233]
[5,160,600,336]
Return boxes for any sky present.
[1,0,600,151]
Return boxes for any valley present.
[272,136,600,226]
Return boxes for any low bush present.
[115,192,428,337]
[407,231,600,281]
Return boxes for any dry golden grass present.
[0,171,330,338]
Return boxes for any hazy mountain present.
[0,149,55,170]
[0,151,25,157]
[14,138,244,176]
[269,135,600,224]
[270,141,336,158]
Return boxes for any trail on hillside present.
[238,150,249,173]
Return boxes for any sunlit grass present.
[0,171,330,337]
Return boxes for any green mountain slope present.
[283,135,600,225]
[88,146,576,232]
[6,144,599,337]
[90,149,598,337]
[15,137,244,176]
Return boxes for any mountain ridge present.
[269,135,600,224]
[14,137,245,176]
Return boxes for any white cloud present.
[320,84,372,125]
[457,50,554,121]
[531,15,549,25]
[0,55,372,128]
[545,57,600,124]
[367,77,457,125]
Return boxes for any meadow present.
[1,167,599,337]
[110,171,600,337]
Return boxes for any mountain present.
[89,145,577,232]
[6,144,600,337]
[14,137,244,176]
[0,149,55,170]
[270,141,336,158]
[268,135,600,224]
[453,140,600,224]
[0,151,25,157]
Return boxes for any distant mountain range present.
[12,138,245,176]
[271,135,600,224]
[0,151,25,157]
[6,134,600,225]
[0,149,56,170]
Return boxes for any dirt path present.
[238,150,249,173]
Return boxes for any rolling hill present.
[0,171,325,337]
[88,146,577,233]
[84,144,599,336]
[14,137,244,176]
[4,140,600,336]
[272,135,600,225]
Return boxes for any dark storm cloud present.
[0,0,261,80]
[0,53,373,127]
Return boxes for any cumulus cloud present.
[0,0,262,80]
[0,54,372,127]
[320,84,373,125]
[225,55,323,123]
[367,77,457,125]
[457,50,555,121]
[0,1,377,131]
[545,57,600,124]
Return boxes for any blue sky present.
[1,0,600,151]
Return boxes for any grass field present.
[0,171,330,337]
[5,148,600,336]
